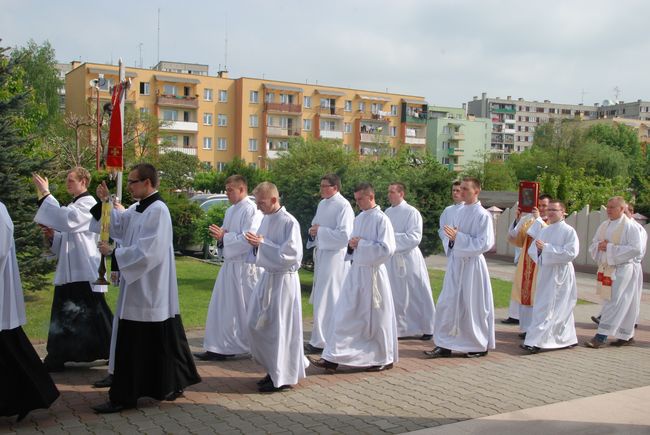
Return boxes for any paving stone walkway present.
[2,256,649,434]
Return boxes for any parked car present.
[185,194,254,259]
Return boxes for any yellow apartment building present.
[65,61,428,169]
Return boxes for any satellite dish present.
[89,77,107,88]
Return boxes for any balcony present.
[405,114,427,124]
[447,163,463,172]
[160,146,197,156]
[451,132,465,141]
[448,147,464,156]
[404,137,426,145]
[360,132,388,143]
[504,118,516,124]
[267,126,301,137]
[267,149,286,159]
[318,106,344,117]
[265,102,302,114]
[490,107,516,114]
[320,130,343,140]
[156,94,199,109]
[159,121,199,132]
[504,128,516,134]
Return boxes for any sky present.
[2,0,648,107]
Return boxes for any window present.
[303,119,311,131]
[265,92,274,103]
[344,100,352,112]
[442,126,450,134]
[203,137,212,150]
[218,90,227,102]
[166,135,178,146]
[248,138,258,151]
[280,94,288,104]
[536,107,545,113]
[304,96,311,108]
[525,106,530,111]
[250,90,259,103]
[217,138,227,150]
[217,114,227,127]
[203,88,213,101]
[163,84,177,95]
[549,108,556,114]
[391,105,398,116]
[249,115,259,128]
[344,122,352,133]
[358,101,365,112]
[183,136,190,147]
[320,120,335,131]
[371,103,382,114]
[216,162,226,172]
[203,113,213,125]
[139,82,150,95]
[390,126,397,137]
[162,110,178,121]
[561,109,571,115]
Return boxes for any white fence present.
[494,205,649,272]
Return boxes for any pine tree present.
[0,45,53,291]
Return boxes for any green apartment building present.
[426,106,491,172]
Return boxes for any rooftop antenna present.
[580,88,588,104]
[613,86,621,101]
[224,11,228,71]
[138,42,143,68]
[157,8,161,64]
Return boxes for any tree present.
[158,151,200,190]
[9,40,62,131]
[463,152,517,191]
[0,45,53,291]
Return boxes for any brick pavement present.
[2,257,649,434]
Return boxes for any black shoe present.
[518,332,527,339]
[193,351,234,361]
[365,363,393,372]
[591,315,601,325]
[610,338,635,347]
[257,374,272,386]
[164,390,184,401]
[258,383,291,393]
[423,346,452,358]
[43,359,65,373]
[519,344,540,354]
[92,401,129,414]
[303,343,324,354]
[307,355,338,371]
[501,317,519,325]
[466,351,488,358]
[420,334,433,341]
[92,374,113,388]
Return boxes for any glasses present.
[320,184,335,188]
[546,209,562,212]
[127,179,145,185]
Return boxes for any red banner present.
[106,83,123,170]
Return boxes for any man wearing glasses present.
[91,164,200,413]
[521,200,579,354]
[304,174,354,354]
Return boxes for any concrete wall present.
[495,205,649,273]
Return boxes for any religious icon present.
[518,181,539,213]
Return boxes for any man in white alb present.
[304,174,354,354]
[195,175,262,361]
[425,177,495,358]
[521,200,579,353]
[585,196,643,348]
[385,182,435,340]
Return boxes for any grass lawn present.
[23,256,518,342]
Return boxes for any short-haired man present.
[91,164,201,412]
[586,196,643,348]
[195,175,262,361]
[506,194,551,337]
[245,182,307,392]
[425,177,495,358]
[438,181,463,256]
[385,182,435,340]
[304,174,354,353]
[310,183,398,372]
[33,168,113,372]
[521,200,579,353]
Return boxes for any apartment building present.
[426,106,491,172]
[596,100,650,121]
[467,93,598,158]
[64,61,428,170]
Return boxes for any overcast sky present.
[2,0,648,107]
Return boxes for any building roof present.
[153,74,201,84]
